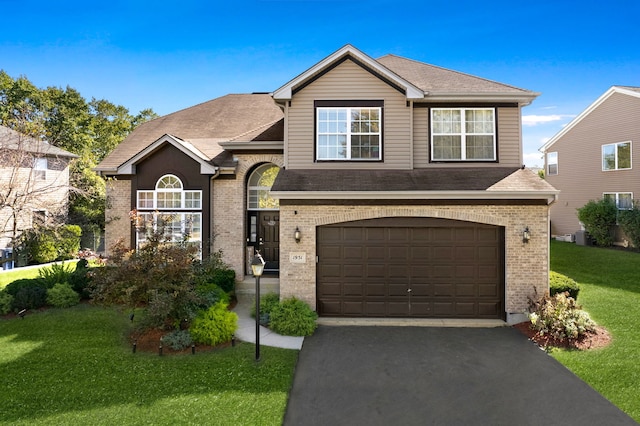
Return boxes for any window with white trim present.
[602,141,631,171]
[431,108,496,161]
[34,157,47,180]
[604,192,633,210]
[247,164,280,210]
[316,107,381,160]
[547,152,558,176]
[134,174,202,251]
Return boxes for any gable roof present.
[96,94,283,172]
[0,125,78,158]
[272,44,424,101]
[377,55,538,105]
[540,86,640,152]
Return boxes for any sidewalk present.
[233,294,304,350]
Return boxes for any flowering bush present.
[528,291,597,340]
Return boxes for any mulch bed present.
[129,328,234,355]
[513,321,612,350]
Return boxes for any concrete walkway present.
[232,294,304,350]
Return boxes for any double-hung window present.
[602,141,631,171]
[604,192,633,210]
[431,108,496,161]
[316,104,382,161]
[34,157,47,180]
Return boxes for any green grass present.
[0,305,298,425]
[0,260,79,289]
[550,240,640,422]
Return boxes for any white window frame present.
[135,212,202,245]
[602,141,632,171]
[431,108,496,161]
[547,152,558,176]
[34,157,47,180]
[603,192,633,210]
[136,175,202,210]
[316,106,382,161]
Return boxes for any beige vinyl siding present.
[286,59,412,170]
[412,106,523,168]
[546,92,640,236]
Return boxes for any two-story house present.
[97,45,557,324]
[541,86,640,244]
[0,125,78,258]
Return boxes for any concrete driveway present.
[284,326,636,426]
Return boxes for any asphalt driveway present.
[284,326,636,426]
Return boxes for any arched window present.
[247,164,280,210]
[135,174,202,253]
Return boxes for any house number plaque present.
[289,252,306,263]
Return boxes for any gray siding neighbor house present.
[96,45,558,324]
[540,86,640,244]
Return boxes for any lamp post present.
[251,252,265,361]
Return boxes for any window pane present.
[137,191,154,209]
[433,135,462,160]
[618,193,633,209]
[602,145,616,170]
[617,142,631,169]
[466,135,495,160]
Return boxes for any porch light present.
[523,227,531,243]
[294,227,301,243]
[251,252,266,362]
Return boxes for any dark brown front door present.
[317,217,505,319]
[258,211,280,272]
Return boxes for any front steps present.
[235,276,280,295]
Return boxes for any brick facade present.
[278,204,549,324]
[104,178,132,253]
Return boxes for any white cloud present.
[523,152,544,168]
[522,114,575,126]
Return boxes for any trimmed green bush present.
[251,292,281,325]
[57,225,82,260]
[549,271,580,300]
[4,278,48,295]
[0,291,13,315]
[577,198,617,247]
[210,268,236,293]
[47,283,80,308]
[190,301,238,346]
[269,297,318,337]
[12,286,47,310]
[618,205,640,249]
[68,259,91,299]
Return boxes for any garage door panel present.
[317,218,504,319]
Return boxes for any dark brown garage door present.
[317,217,505,319]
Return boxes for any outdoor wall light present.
[523,227,531,243]
[294,227,301,243]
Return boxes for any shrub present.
[195,284,230,310]
[0,291,14,315]
[68,259,92,299]
[46,283,80,308]
[162,329,193,351]
[16,227,58,265]
[38,262,74,288]
[12,286,47,310]
[269,297,318,337]
[4,278,48,296]
[618,204,640,249]
[577,198,617,247]
[193,253,236,293]
[251,292,281,325]
[190,301,238,346]
[549,271,580,300]
[528,290,597,340]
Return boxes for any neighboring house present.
[97,45,558,324]
[540,86,640,243]
[0,125,78,253]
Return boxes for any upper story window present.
[136,174,201,210]
[34,157,47,180]
[316,106,382,161]
[547,152,558,176]
[602,141,631,171]
[431,108,496,161]
[604,192,633,210]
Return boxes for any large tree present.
[0,70,157,249]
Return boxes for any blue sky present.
[1,0,639,167]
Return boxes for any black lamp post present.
[251,252,265,361]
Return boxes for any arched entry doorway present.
[247,163,280,274]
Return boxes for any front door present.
[258,211,279,272]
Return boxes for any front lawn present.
[0,260,79,289]
[550,240,640,422]
[0,305,298,425]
